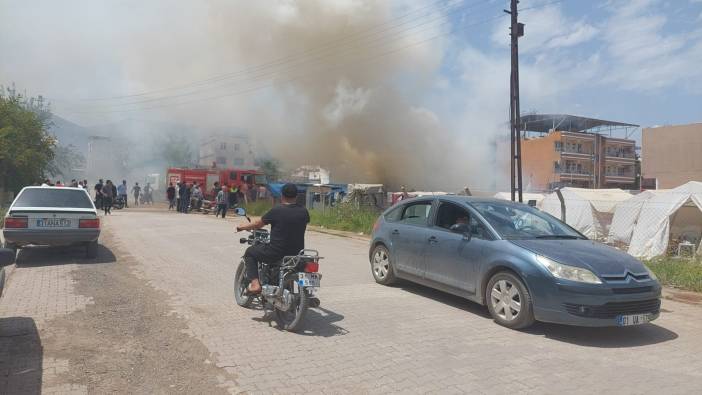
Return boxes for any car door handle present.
[428,236,438,244]
[391,229,400,235]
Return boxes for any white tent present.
[493,192,545,204]
[627,182,702,258]
[539,188,632,240]
[608,190,668,246]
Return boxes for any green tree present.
[256,158,282,182]
[160,134,193,167]
[0,86,56,193]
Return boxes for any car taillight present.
[4,217,28,228]
[304,261,319,273]
[79,218,100,228]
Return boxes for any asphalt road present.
[2,207,702,394]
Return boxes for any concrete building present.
[290,165,331,184]
[518,114,638,191]
[642,123,702,189]
[199,134,255,169]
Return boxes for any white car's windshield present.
[472,202,584,240]
[14,189,93,209]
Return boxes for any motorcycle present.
[112,196,126,209]
[232,208,322,332]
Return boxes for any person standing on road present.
[144,183,153,205]
[215,185,227,218]
[94,179,104,209]
[167,182,176,210]
[191,183,203,211]
[101,180,114,215]
[178,182,187,213]
[228,184,239,209]
[117,180,128,208]
[236,183,309,294]
[132,182,141,207]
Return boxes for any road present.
[1,208,702,394]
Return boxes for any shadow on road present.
[525,321,678,348]
[0,317,42,394]
[398,281,678,348]
[399,282,492,319]
[16,244,116,268]
[300,307,348,337]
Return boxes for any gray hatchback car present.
[369,196,661,329]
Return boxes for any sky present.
[1,0,701,189]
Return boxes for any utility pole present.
[506,0,524,202]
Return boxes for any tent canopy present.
[539,188,632,240]
[608,190,668,246]
[627,182,702,258]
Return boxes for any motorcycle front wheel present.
[274,279,308,332]
[234,260,253,308]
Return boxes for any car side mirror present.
[450,223,471,239]
[0,248,16,266]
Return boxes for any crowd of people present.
[165,180,265,218]
[92,179,154,215]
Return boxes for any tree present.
[160,134,193,167]
[256,158,282,182]
[0,85,56,193]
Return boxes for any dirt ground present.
[13,227,236,393]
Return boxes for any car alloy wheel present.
[490,279,521,322]
[372,249,390,280]
[370,245,395,285]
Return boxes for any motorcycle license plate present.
[298,273,321,287]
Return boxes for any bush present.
[308,204,379,235]
[644,258,702,293]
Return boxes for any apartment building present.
[199,134,255,169]
[642,123,702,188]
[519,115,638,191]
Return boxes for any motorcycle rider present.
[236,183,309,294]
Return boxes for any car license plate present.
[298,273,321,287]
[617,313,651,326]
[36,218,71,227]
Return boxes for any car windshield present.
[13,188,94,209]
[471,201,584,240]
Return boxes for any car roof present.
[397,195,524,206]
[22,186,88,191]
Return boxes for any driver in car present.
[235,183,310,294]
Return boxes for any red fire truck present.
[166,168,267,199]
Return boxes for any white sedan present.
[3,186,101,258]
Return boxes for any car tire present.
[86,241,99,259]
[485,271,535,329]
[370,244,396,285]
[2,242,18,255]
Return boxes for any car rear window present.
[13,189,94,209]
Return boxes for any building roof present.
[520,114,639,134]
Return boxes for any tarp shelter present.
[390,191,450,205]
[345,184,386,209]
[539,188,632,240]
[493,192,545,205]
[627,182,702,258]
[608,190,668,247]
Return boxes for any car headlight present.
[644,265,658,281]
[536,255,602,284]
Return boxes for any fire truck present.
[166,167,267,200]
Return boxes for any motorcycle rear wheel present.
[274,280,308,332]
[234,260,253,308]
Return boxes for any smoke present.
[0,0,509,191]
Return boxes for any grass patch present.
[644,258,702,293]
[242,200,274,216]
[308,204,379,235]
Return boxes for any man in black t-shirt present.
[236,183,309,294]
[94,179,104,209]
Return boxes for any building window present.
[554,161,561,171]
[554,141,562,152]
[234,144,240,152]
[220,142,227,150]
[234,158,244,166]
[216,156,226,165]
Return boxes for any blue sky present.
[440,0,702,133]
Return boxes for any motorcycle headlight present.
[536,255,602,284]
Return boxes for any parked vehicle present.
[3,186,101,258]
[166,167,267,200]
[369,196,661,329]
[112,195,126,209]
[0,248,15,298]
[232,208,321,332]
